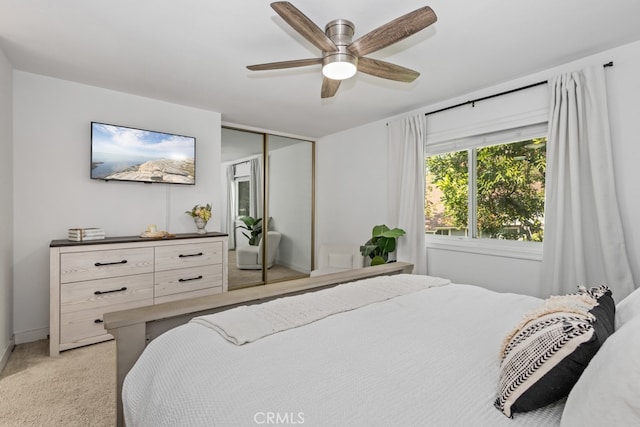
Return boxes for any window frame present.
[425,123,547,260]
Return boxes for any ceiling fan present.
[247,2,437,98]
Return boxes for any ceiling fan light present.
[322,62,357,80]
[322,53,357,80]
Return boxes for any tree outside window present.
[425,137,546,241]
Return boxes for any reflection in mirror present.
[266,134,313,283]
[221,128,265,290]
[221,127,314,291]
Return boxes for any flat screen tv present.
[91,122,196,185]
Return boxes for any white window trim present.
[234,161,251,178]
[426,235,543,261]
[425,122,547,256]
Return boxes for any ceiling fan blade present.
[321,77,341,98]
[271,2,338,53]
[247,58,322,71]
[358,57,420,82]
[348,6,437,57]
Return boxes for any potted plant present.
[360,224,406,266]
[237,216,264,246]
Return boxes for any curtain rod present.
[424,61,614,117]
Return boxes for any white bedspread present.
[123,276,565,427]
[190,274,450,345]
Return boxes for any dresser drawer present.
[60,298,153,344]
[61,273,154,314]
[60,247,154,283]
[154,242,223,271]
[154,264,223,298]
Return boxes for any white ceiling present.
[2,0,640,138]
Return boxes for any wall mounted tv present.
[91,122,196,185]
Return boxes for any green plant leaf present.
[360,224,406,265]
[360,244,378,259]
[361,224,406,261]
[371,224,390,237]
[380,228,406,238]
[370,255,386,266]
[376,237,396,254]
[238,216,264,246]
[238,216,255,227]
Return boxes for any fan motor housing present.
[323,19,358,75]
[325,19,355,46]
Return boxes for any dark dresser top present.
[50,231,228,248]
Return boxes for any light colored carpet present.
[0,339,115,426]
[0,258,307,425]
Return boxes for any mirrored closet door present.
[221,127,314,291]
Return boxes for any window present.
[236,179,250,216]
[234,162,251,217]
[425,125,546,242]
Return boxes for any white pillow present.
[615,286,640,330]
[560,314,640,427]
[328,253,353,269]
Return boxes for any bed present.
[119,271,640,426]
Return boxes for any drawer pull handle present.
[179,252,203,258]
[94,287,128,295]
[94,319,104,324]
[94,260,128,267]
[179,275,203,282]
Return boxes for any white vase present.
[194,217,207,234]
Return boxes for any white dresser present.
[49,232,228,356]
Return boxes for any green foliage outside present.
[426,138,546,241]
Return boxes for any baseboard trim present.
[14,327,48,345]
[0,334,15,374]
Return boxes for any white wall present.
[13,72,221,343]
[317,39,640,298]
[0,47,14,368]
[316,120,389,262]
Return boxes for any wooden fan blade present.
[247,58,322,71]
[358,57,419,82]
[271,2,338,53]
[348,6,437,57]
[321,77,341,98]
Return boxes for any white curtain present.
[225,165,236,250]
[388,115,427,275]
[541,65,634,299]
[249,157,263,219]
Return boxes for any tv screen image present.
[91,122,196,185]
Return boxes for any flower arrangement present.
[185,203,212,221]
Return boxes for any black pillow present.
[495,285,615,418]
